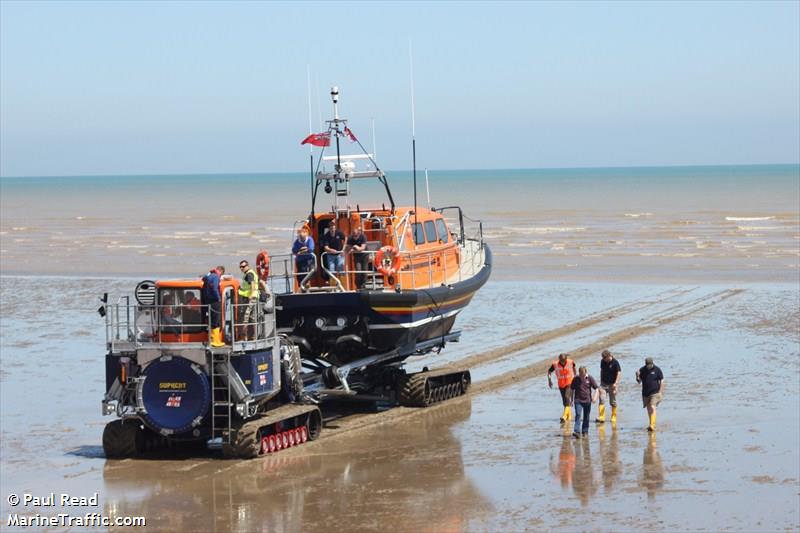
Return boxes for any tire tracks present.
[290,288,743,451]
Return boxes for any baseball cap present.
[645,357,654,365]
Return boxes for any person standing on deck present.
[238,259,260,341]
[636,357,665,432]
[321,218,346,287]
[548,353,577,423]
[201,268,225,345]
[596,349,622,424]
[570,366,599,438]
[346,224,368,289]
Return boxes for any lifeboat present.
[267,87,491,374]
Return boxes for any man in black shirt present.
[596,349,622,424]
[636,357,665,432]
[321,219,346,287]
[346,225,368,289]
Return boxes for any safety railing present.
[104,295,276,352]
[265,209,485,295]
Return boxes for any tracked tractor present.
[100,277,321,459]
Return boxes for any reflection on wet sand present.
[551,425,627,506]
[597,424,622,493]
[572,437,598,506]
[102,400,491,531]
[640,433,665,501]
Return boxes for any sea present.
[1,164,798,282]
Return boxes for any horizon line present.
[1,161,798,180]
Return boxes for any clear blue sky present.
[1,1,798,177]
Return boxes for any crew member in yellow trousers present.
[548,353,577,423]
[596,350,622,424]
[636,357,665,432]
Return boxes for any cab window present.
[435,219,450,243]
[424,220,437,243]
[413,223,425,245]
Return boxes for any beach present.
[1,165,799,531]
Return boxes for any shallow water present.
[2,165,798,282]
[1,278,798,531]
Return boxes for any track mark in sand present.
[469,289,743,395]
[449,286,698,371]
[285,289,742,453]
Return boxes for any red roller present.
[260,437,269,455]
[274,434,283,451]
[281,432,289,449]
[300,426,308,443]
[288,430,296,446]
[268,435,277,453]
[294,427,304,444]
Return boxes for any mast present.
[410,42,418,228]
[307,66,314,212]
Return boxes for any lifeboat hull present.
[276,246,492,363]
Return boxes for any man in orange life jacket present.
[548,353,577,422]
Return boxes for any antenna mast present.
[410,42,418,229]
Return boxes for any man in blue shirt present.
[292,226,315,288]
[636,357,665,432]
[201,265,225,346]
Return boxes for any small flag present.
[166,395,182,408]
[344,126,358,142]
[301,132,331,147]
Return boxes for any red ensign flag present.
[301,132,331,147]
[344,126,358,142]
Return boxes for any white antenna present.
[371,117,377,162]
[306,66,313,153]
[425,168,431,208]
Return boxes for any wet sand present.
[1,278,798,531]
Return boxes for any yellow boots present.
[560,405,572,422]
[209,328,225,347]
[648,412,657,432]
[611,406,618,424]
[596,404,606,423]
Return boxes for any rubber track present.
[398,374,428,407]
[225,404,321,459]
[102,420,141,459]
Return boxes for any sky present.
[1,1,798,177]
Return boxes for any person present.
[238,259,260,341]
[636,357,664,432]
[570,366,599,438]
[292,226,315,288]
[321,218,346,287]
[202,266,225,347]
[596,349,622,424]
[181,291,202,327]
[548,353,577,423]
[346,224,368,289]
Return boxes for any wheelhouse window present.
[435,219,450,243]
[413,223,425,245]
[424,220,437,243]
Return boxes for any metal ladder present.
[210,350,232,444]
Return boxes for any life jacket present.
[238,268,260,299]
[553,359,575,388]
